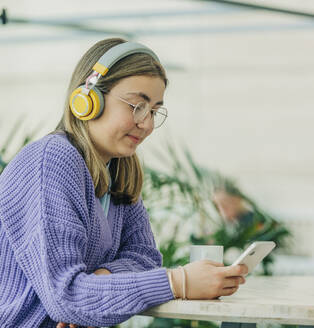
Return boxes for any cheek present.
[100,109,133,135]
[117,113,135,131]
[88,120,100,139]
[146,126,154,137]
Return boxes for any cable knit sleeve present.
[0,136,174,327]
[98,199,163,273]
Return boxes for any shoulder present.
[0,132,89,187]
[40,133,93,194]
[41,132,87,174]
[25,132,85,169]
[5,132,81,164]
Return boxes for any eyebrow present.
[126,92,164,106]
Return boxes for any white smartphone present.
[232,241,276,274]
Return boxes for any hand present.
[171,260,248,300]
[93,268,111,275]
[56,268,111,328]
[56,323,93,328]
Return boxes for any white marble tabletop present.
[143,276,314,325]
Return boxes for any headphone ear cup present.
[91,87,104,119]
[69,85,104,121]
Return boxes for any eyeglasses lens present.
[133,102,167,129]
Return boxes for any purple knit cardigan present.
[0,132,173,328]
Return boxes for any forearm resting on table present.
[56,268,111,328]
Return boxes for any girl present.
[0,38,247,328]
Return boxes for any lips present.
[127,134,142,144]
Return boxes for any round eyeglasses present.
[107,93,168,129]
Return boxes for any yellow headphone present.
[69,42,160,121]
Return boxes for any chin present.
[115,138,139,158]
[117,147,137,159]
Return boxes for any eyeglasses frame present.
[107,93,168,129]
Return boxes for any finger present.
[202,259,224,267]
[223,276,244,288]
[56,323,67,328]
[239,264,249,275]
[221,264,248,277]
[57,324,68,328]
[220,286,239,296]
[69,324,77,328]
[228,275,245,284]
[211,261,225,267]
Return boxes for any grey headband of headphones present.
[97,41,160,70]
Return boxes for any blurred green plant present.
[143,142,290,273]
[142,141,291,328]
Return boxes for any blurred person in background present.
[213,189,254,226]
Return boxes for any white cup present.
[190,245,224,263]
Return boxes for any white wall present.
[1,0,314,254]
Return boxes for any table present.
[143,276,314,326]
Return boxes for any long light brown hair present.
[53,38,168,204]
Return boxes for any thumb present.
[221,264,248,277]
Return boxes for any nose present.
[136,113,154,131]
